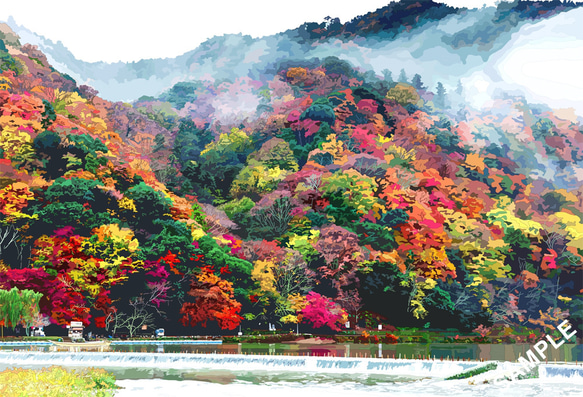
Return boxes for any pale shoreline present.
[113,376,583,397]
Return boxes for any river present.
[0,342,581,396]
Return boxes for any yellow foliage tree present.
[322,169,379,215]
[0,182,37,222]
[386,83,422,107]
[549,211,583,249]
[0,127,35,164]
[200,127,253,158]
[320,133,349,164]
[487,196,542,236]
[230,160,293,197]
[251,259,277,295]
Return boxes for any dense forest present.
[0,1,581,338]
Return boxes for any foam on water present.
[112,376,583,397]
[0,351,478,377]
[539,365,583,380]
[1,351,582,396]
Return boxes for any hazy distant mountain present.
[1,0,582,337]
[4,0,583,114]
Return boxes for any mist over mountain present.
[5,0,582,116]
[0,0,582,338]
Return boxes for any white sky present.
[0,0,500,63]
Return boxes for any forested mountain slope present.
[0,2,581,336]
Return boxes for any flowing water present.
[110,376,583,397]
[0,343,581,396]
[2,341,581,362]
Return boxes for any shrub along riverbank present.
[0,366,119,396]
[0,323,578,346]
[222,324,577,345]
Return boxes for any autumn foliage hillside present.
[0,33,239,333]
[0,24,582,336]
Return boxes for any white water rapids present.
[0,351,581,396]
